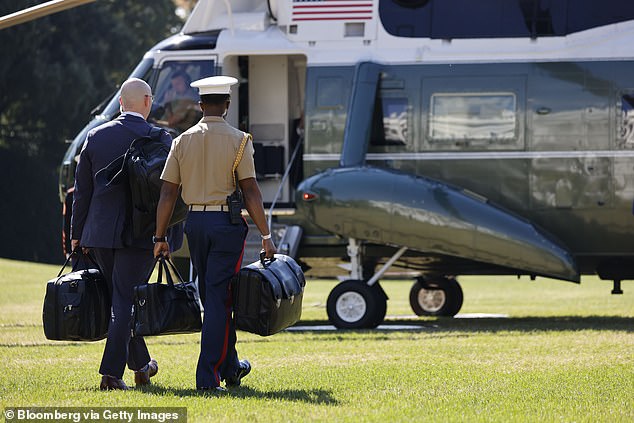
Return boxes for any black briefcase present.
[232,253,306,336]
[43,252,110,341]
[133,256,202,337]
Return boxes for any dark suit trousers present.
[92,247,155,378]
[185,211,247,388]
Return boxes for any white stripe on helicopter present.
[304,150,634,161]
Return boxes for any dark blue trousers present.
[185,211,247,388]
[92,247,155,378]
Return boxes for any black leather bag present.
[232,253,306,336]
[133,257,202,337]
[43,252,110,341]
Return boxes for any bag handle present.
[162,256,186,282]
[56,249,102,279]
[231,133,251,190]
[259,250,277,268]
[146,256,161,284]
[147,256,186,286]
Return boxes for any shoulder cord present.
[232,133,252,189]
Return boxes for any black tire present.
[327,280,387,329]
[367,283,388,328]
[409,276,463,317]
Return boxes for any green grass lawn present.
[0,258,632,422]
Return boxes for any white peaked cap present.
[190,76,238,95]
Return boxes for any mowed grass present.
[0,257,632,422]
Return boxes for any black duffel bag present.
[232,253,306,336]
[43,251,110,341]
[133,256,202,337]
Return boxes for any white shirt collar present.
[121,111,145,120]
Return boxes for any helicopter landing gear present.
[326,239,407,329]
[409,276,464,316]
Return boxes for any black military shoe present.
[225,359,251,387]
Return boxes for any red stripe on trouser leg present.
[212,238,245,385]
[212,295,232,386]
[235,239,246,274]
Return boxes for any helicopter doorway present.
[224,54,306,207]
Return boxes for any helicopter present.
[8,0,634,329]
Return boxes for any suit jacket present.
[71,113,176,250]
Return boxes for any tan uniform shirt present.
[161,116,256,205]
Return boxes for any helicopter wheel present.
[327,280,387,329]
[409,276,463,317]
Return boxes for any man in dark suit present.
[71,78,171,390]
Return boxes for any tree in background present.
[0,0,183,263]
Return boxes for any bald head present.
[119,78,152,119]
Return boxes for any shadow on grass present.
[140,384,338,404]
[292,315,634,334]
[4,317,630,348]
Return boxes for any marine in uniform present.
[153,76,276,391]
[71,78,174,390]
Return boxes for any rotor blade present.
[0,0,97,30]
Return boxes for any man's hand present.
[154,241,170,259]
[240,177,278,260]
[262,238,277,259]
[71,239,90,255]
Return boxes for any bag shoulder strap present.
[97,126,162,186]
[231,133,251,189]
[129,126,163,150]
[148,126,163,141]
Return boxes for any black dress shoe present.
[225,359,251,387]
[135,359,158,386]
[100,375,128,391]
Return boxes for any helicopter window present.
[370,96,409,148]
[619,93,634,148]
[316,77,344,109]
[428,93,516,142]
[148,60,215,135]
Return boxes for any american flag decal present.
[292,0,374,22]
